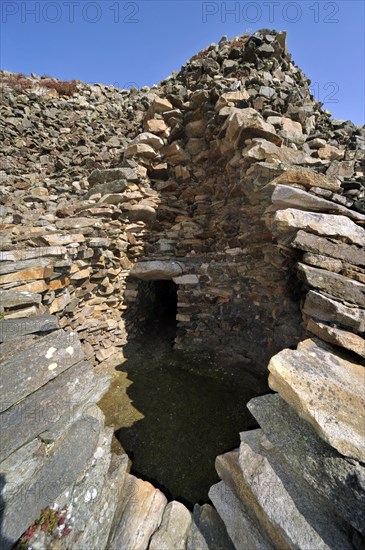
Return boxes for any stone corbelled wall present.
[0,29,364,549]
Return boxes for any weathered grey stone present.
[186,521,210,550]
[209,481,274,550]
[303,290,365,332]
[124,143,158,159]
[88,167,139,185]
[243,139,316,165]
[0,329,84,412]
[216,432,353,549]
[130,260,183,280]
[125,204,156,225]
[86,179,129,198]
[292,230,365,267]
[1,416,101,548]
[0,258,52,276]
[39,371,110,443]
[0,360,102,461]
[192,503,235,550]
[56,430,129,550]
[0,314,59,343]
[108,473,167,550]
[73,453,129,550]
[327,160,355,178]
[248,394,365,534]
[0,334,38,362]
[271,184,365,221]
[0,247,67,262]
[215,90,249,112]
[306,318,365,358]
[149,501,192,550]
[0,290,41,309]
[0,439,47,507]
[273,209,365,246]
[302,252,342,272]
[130,132,164,150]
[280,117,303,142]
[223,108,283,147]
[298,263,365,307]
[271,166,341,191]
[269,338,365,461]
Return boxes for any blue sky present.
[1,0,364,124]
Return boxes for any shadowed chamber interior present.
[111,278,260,506]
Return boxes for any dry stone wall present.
[0,29,364,549]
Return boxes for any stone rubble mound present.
[0,29,364,549]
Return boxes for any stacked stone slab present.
[1,29,364,548]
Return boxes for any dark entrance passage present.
[136,279,178,340]
[99,277,264,508]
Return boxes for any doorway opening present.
[136,279,178,340]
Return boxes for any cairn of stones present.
[0,29,364,549]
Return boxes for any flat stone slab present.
[130,260,183,280]
[216,433,353,549]
[0,247,67,261]
[292,230,365,267]
[268,338,365,461]
[303,290,365,333]
[248,394,365,534]
[271,167,341,191]
[0,290,41,309]
[191,503,236,550]
[54,428,129,550]
[0,314,59,343]
[0,439,47,508]
[88,167,138,185]
[298,263,365,307]
[209,481,274,550]
[150,501,192,550]
[1,416,101,548]
[0,334,38,362]
[0,360,99,462]
[272,208,365,246]
[0,329,84,412]
[307,318,365,358]
[108,474,167,550]
[272,184,365,222]
[0,257,53,276]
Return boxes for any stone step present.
[0,329,85,411]
[1,415,102,548]
[149,500,192,550]
[107,474,167,550]
[268,338,365,461]
[209,480,274,550]
[247,394,365,535]
[215,430,353,549]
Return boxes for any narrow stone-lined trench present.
[98,280,264,507]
